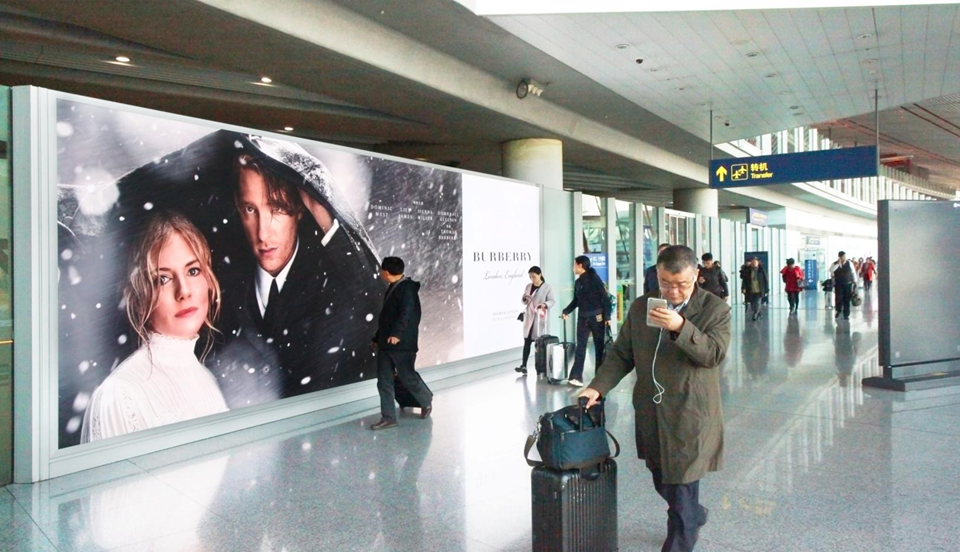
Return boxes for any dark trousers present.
[834,283,853,318]
[651,469,707,552]
[377,350,433,422]
[863,279,873,292]
[787,291,800,311]
[745,292,762,315]
[570,315,605,381]
[521,337,534,367]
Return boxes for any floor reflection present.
[6,288,960,552]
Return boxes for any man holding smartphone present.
[579,246,731,552]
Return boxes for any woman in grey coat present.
[515,266,556,375]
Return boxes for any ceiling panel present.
[489,5,960,144]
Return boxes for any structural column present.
[502,139,563,190]
[673,187,719,218]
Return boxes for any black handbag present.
[603,327,614,355]
[524,398,620,471]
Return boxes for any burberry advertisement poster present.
[55,99,468,448]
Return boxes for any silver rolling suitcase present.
[547,318,575,384]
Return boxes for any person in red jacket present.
[780,258,805,315]
[861,257,877,292]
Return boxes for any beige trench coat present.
[588,287,731,484]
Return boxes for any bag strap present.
[524,432,542,468]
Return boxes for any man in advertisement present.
[579,245,731,552]
[214,141,382,405]
[371,257,433,430]
[562,255,613,387]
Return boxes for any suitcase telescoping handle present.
[576,396,607,430]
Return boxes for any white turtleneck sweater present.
[81,333,228,443]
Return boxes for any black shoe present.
[835,311,841,319]
[420,404,432,419]
[752,311,759,321]
[370,419,398,431]
[515,366,527,375]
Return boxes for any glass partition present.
[614,201,635,322]
[0,84,11,485]
[581,194,606,253]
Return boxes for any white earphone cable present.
[651,327,665,404]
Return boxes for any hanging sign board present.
[710,146,878,188]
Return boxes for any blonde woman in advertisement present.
[81,212,228,443]
[515,266,556,376]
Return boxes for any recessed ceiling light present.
[764,73,777,78]
[615,44,629,50]
[649,68,660,73]
[677,86,687,91]
[746,51,760,58]
[862,59,877,65]
[283,126,294,131]
[732,39,751,46]
[789,105,800,110]
[792,112,804,116]
[857,33,873,40]
[115,56,131,63]
[260,76,273,84]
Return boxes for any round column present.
[502,139,563,190]
[673,188,719,218]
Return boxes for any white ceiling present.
[488,5,960,143]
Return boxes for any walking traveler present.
[561,255,612,387]
[780,258,805,314]
[579,245,731,552]
[370,257,433,430]
[739,257,768,321]
[829,251,858,321]
[515,266,556,375]
[697,253,729,301]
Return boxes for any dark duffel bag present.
[525,398,619,471]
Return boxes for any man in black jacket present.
[370,257,433,430]
[739,257,769,321]
[562,255,613,387]
[698,253,729,300]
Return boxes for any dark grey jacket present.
[375,278,422,352]
[589,288,731,484]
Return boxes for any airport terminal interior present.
[1,1,960,551]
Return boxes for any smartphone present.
[646,297,669,327]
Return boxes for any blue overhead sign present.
[709,146,878,188]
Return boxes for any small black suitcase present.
[531,459,618,552]
[394,372,427,410]
[535,334,559,375]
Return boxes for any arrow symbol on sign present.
[716,166,728,182]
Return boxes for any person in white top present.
[81,212,228,443]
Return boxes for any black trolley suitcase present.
[528,398,619,552]
[394,372,427,410]
[532,459,618,552]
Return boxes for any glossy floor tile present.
[5,290,960,551]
